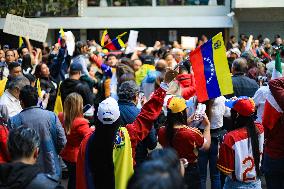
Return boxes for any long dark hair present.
[34,63,44,79]
[165,109,187,147]
[88,118,122,189]
[73,41,87,57]
[21,54,32,72]
[233,110,261,177]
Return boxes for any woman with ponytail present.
[217,97,264,189]
[158,96,211,189]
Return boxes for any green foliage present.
[0,0,78,18]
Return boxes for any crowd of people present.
[0,33,283,189]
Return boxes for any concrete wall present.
[232,0,284,8]
[230,8,284,40]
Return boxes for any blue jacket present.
[118,100,157,166]
[48,47,71,83]
[232,73,259,97]
[8,107,67,177]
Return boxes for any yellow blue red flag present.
[190,32,233,102]
[104,32,127,51]
[58,27,65,45]
[101,29,111,46]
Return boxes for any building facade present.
[0,0,283,47]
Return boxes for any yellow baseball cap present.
[167,96,187,113]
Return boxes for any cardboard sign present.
[181,36,197,50]
[125,30,139,54]
[3,14,48,42]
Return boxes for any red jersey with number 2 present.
[217,123,264,183]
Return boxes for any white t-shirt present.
[253,86,270,123]
[0,90,22,120]
[199,96,231,130]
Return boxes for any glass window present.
[157,0,225,6]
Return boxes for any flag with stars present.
[190,32,233,102]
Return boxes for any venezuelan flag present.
[104,32,127,51]
[101,29,111,46]
[190,32,233,102]
[57,27,65,45]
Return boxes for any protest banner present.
[3,14,48,42]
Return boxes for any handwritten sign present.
[3,14,49,42]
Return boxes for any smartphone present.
[194,103,206,121]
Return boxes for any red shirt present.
[0,125,9,163]
[59,113,93,163]
[76,87,167,189]
[176,73,196,100]
[264,78,284,158]
[158,126,204,163]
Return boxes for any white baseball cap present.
[97,97,120,124]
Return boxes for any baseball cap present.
[97,97,120,124]
[3,44,9,49]
[143,55,155,65]
[225,96,255,116]
[70,62,83,72]
[167,96,187,113]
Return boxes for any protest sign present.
[181,36,197,50]
[3,14,48,42]
[125,30,139,54]
[65,31,75,56]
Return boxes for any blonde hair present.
[168,81,182,96]
[63,93,83,134]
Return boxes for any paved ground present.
[62,169,267,189]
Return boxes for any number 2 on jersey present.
[242,156,255,182]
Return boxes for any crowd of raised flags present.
[0,30,283,189]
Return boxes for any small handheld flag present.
[190,32,233,102]
[19,36,24,48]
[104,32,127,51]
[101,29,111,46]
[272,49,282,79]
[58,27,65,45]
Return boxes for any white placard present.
[65,31,75,56]
[181,36,197,50]
[125,30,139,54]
[3,14,48,42]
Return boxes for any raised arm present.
[90,54,112,78]
[126,70,178,156]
